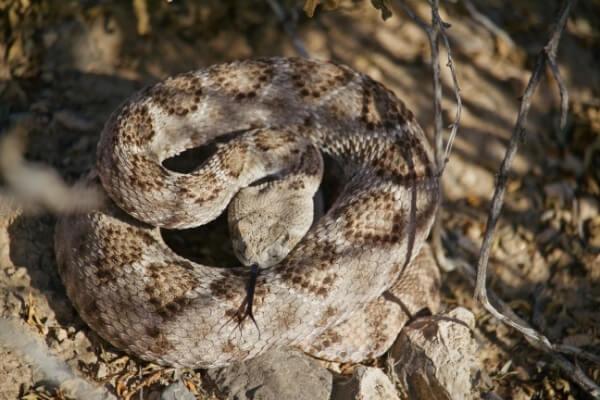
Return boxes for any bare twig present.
[396,1,431,33]
[266,0,309,58]
[554,344,600,365]
[469,2,600,397]
[545,40,570,132]
[452,257,600,398]
[448,229,600,396]
[474,0,573,343]
[460,0,516,47]
[395,0,462,272]
[430,2,461,170]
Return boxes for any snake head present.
[228,185,315,268]
[229,211,308,268]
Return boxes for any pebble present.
[332,366,399,400]
[96,363,108,380]
[53,327,68,342]
[585,216,600,248]
[161,381,195,400]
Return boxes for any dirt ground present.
[0,0,599,399]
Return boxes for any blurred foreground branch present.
[0,126,102,214]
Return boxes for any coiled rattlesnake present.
[55,57,441,368]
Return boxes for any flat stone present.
[332,366,399,400]
[207,347,332,400]
[161,381,196,400]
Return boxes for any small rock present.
[391,307,480,400]
[54,110,96,132]
[537,226,560,245]
[332,366,399,400]
[30,100,50,114]
[96,363,108,380]
[161,381,195,400]
[578,197,600,222]
[207,347,332,400]
[544,181,574,207]
[585,216,600,248]
[53,327,68,342]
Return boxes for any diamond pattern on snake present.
[55,57,441,368]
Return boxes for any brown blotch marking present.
[358,75,408,133]
[93,224,146,282]
[94,266,116,283]
[114,153,169,193]
[147,326,175,356]
[286,58,354,102]
[218,142,248,178]
[322,274,336,286]
[208,276,239,301]
[146,71,205,117]
[253,130,280,152]
[297,146,322,177]
[224,308,237,318]
[143,262,202,323]
[194,172,220,203]
[220,340,236,355]
[145,325,161,338]
[322,330,342,347]
[82,299,99,318]
[210,59,273,100]
[339,191,407,245]
[317,305,339,327]
[288,180,305,191]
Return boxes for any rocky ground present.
[0,0,599,399]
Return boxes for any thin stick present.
[453,258,600,398]
[473,47,552,348]
[474,0,573,343]
[430,4,462,169]
[396,0,462,271]
[460,0,516,47]
[469,1,600,397]
[266,0,309,58]
[544,42,569,132]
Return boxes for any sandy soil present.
[0,0,599,399]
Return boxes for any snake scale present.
[55,57,441,368]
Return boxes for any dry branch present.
[395,0,462,272]
[267,0,309,58]
[468,0,600,397]
[460,0,515,47]
[473,0,573,343]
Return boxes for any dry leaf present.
[303,0,340,17]
[371,0,392,20]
